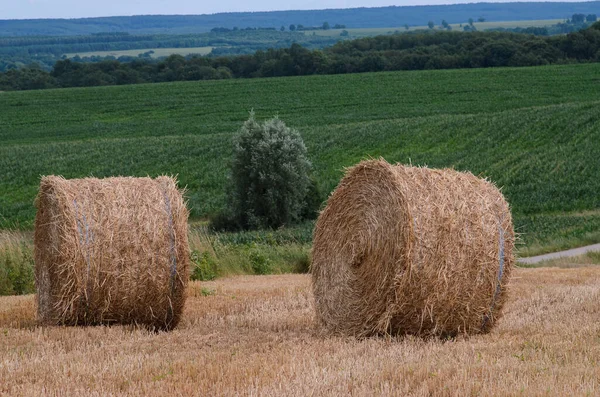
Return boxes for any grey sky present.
[2,0,587,20]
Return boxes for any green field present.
[306,19,565,37]
[1,63,600,254]
[65,46,215,59]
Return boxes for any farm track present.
[1,268,599,395]
[519,242,600,264]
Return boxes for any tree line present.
[0,29,338,73]
[1,22,599,91]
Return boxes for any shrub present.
[0,240,35,296]
[225,112,312,230]
[249,249,272,275]
[190,250,219,281]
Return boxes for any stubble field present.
[1,267,598,395]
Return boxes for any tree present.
[404,24,410,30]
[340,30,349,37]
[586,14,597,22]
[428,21,435,29]
[225,112,312,230]
[441,20,449,29]
[572,13,586,24]
[468,18,474,26]
[322,22,330,30]
[289,24,296,31]
[478,17,486,23]
[280,25,285,31]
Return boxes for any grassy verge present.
[188,223,312,280]
[3,217,600,295]
[0,225,313,295]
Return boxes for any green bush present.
[190,250,219,281]
[0,241,35,296]
[249,249,273,275]
[301,178,324,221]
[292,252,311,273]
[225,112,312,230]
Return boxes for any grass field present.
[305,19,564,37]
[1,267,599,395]
[1,63,600,254]
[65,46,215,59]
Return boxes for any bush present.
[249,249,272,275]
[301,177,324,220]
[292,252,311,273]
[0,240,35,296]
[190,250,219,281]
[224,112,312,230]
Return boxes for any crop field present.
[64,46,216,59]
[306,19,564,37]
[1,266,599,395]
[1,63,600,253]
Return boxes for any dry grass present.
[1,266,599,396]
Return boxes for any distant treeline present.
[0,30,338,72]
[488,14,597,35]
[2,23,599,91]
[2,2,600,35]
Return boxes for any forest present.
[0,30,339,72]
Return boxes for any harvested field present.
[1,267,599,395]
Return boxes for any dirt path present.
[519,243,600,264]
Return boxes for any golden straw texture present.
[34,176,189,331]
[311,159,514,337]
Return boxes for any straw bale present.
[34,175,189,331]
[311,159,514,337]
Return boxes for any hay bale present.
[311,159,514,337]
[34,175,189,331]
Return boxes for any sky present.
[1,0,590,20]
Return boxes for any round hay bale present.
[311,159,514,337]
[34,175,189,331]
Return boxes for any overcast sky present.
[2,0,589,20]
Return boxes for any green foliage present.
[301,178,324,221]
[0,240,35,296]
[515,212,600,256]
[292,252,311,273]
[248,248,273,275]
[2,63,600,253]
[190,250,219,281]
[4,23,600,90]
[188,226,310,277]
[227,113,312,230]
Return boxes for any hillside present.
[1,63,600,252]
[1,2,599,36]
